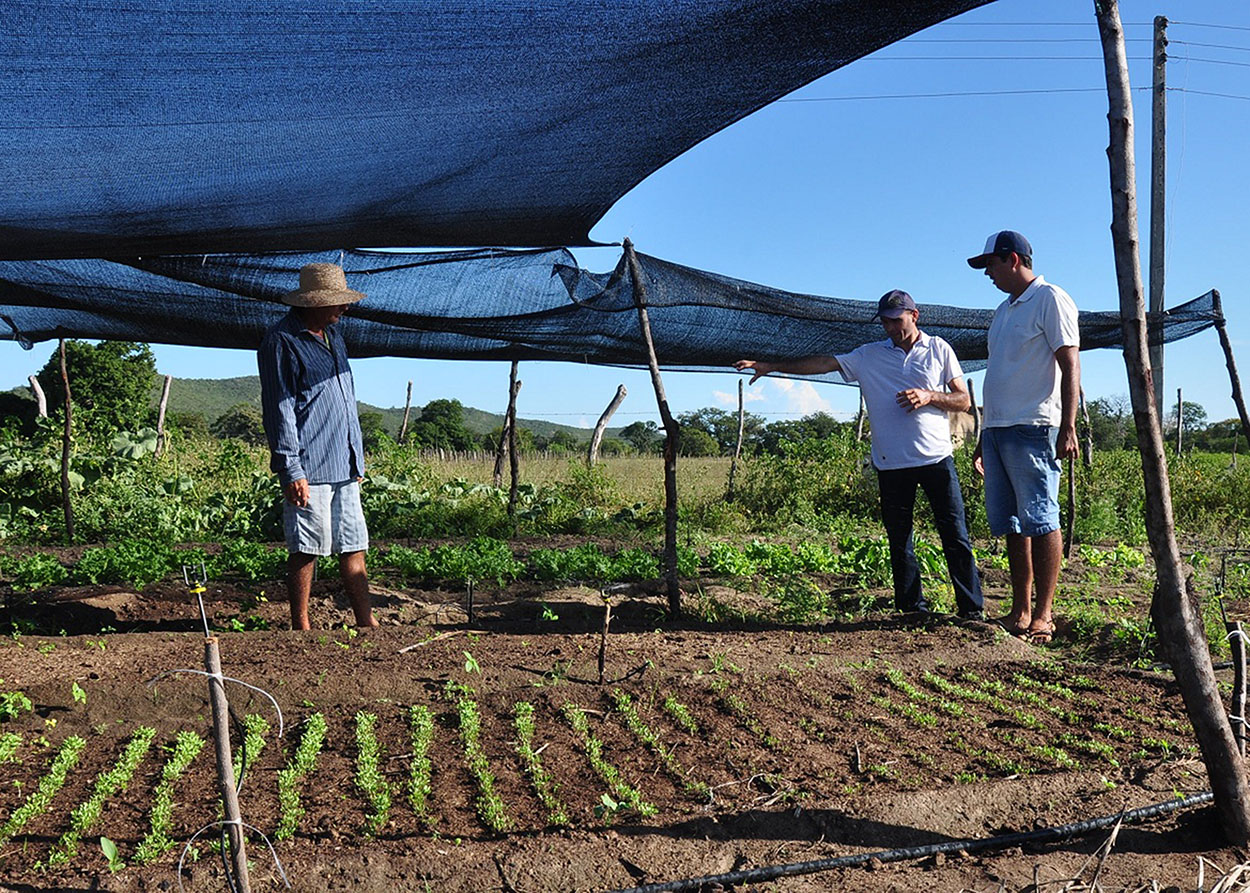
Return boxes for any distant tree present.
[1086,395,1135,451]
[755,412,845,454]
[480,425,536,454]
[211,403,266,445]
[619,420,661,454]
[408,399,477,451]
[1194,418,1243,454]
[539,429,580,453]
[677,407,766,455]
[0,391,38,436]
[1166,400,1208,439]
[168,411,210,439]
[598,437,629,456]
[677,426,718,457]
[358,410,390,452]
[36,340,157,434]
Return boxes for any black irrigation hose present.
[605,792,1215,893]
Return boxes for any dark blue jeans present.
[876,456,982,615]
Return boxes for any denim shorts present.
[283,480,369,556]
[982,425,1061,537]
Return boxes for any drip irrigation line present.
[604,792,1214,893]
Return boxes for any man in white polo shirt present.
[735,290,983,620]
[968,230,1080,645]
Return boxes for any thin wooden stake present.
[1064,455,1076,560]
[624,239,680,616]
[204,636,251,893]
[1230,616,1247,757]
[727,378,746,500]
[854,391,867,441]
[507,365,521,520]
[588,384,627,467]
[967,378,981,446]
[597,594,612,686]
[57,338,74,542]
[1176,387,1183,454]
[1080,388,1093,466]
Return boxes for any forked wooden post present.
[623,239,681,615]
[1095,0,1250,843]
[204,636,251,892]
[28,375,46,417]
[398,380,413,444]
[588,384,627,467]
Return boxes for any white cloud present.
[712,388,766,408]
[769,378,835,416]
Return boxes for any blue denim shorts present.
[982,426,1061,537]
[284,480,369,556]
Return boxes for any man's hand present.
[972,440,985,478]
[896,388,933,412]
[1055,424,1079,460]
[285,478,310,507]
[734,359,772,384]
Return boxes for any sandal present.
[996,616,1030,637]
[1024,621,1055,645]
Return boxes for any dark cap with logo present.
[967,230,1032,269]
[873,289,918,320]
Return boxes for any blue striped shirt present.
[258,309,365,486]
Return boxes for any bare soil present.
[0,554,1243,893]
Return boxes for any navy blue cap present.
[967,230,1032,269]
[873,289,917,320]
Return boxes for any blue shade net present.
[2,0,991,259]
[0,249,1220,385]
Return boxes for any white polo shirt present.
[982,276,1080,428]
[836,332,963,471]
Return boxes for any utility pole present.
[1149,15,1168,413]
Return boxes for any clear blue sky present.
[4,0,1249,429]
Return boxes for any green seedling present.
[0,732,20,763]
[611,690,709,799]
[0,735,86,848]
[99,836,123,872]
[444,682,511,833]
[134,731,206,865]
[407,705,435,818]
[275,713,328,840]
[560,702,655,819]
[233,713,270,785]
[0,688,33,722]
[46,726,155,868]
[513,701,568,826]
[71,682,86,705]
[662,696,699,735]
[354,712,391,836]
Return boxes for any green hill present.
[155,375,599,441]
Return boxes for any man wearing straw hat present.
[259,263,377,630]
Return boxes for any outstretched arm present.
[734,356,841,384]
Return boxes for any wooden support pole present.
[27,375,46,418]
[57,338,74,543]
[1095,0,1250,844]
[204,636,251,892]
[155,374,173,457]
[1149,15,1168,412]
[727,378,746,500]
[494,364,519,488]
[1212,291,1250,450]
[398,380,413,444]
[507,364,521,519]
[623,239,681,616]
[854,391,867,442]
[588,385,627,467]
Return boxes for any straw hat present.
[283,263,366,307]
